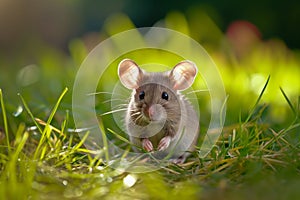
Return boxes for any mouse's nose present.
[140,104,149,118]
[146,104,166,121]
[148,106,155,119]
[142,104,152,119]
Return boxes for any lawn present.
[0,12,299,199]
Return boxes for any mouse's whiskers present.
[100,108,128,116]
[185,89,209,95]
[87,91,129,98]
[111,103,129,110]
[130,110,144,123]
[101,98,129,104]
[130,111,141,118]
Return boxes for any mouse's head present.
[118,59,197,122]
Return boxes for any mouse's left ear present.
[118,59,143,89]
[169,61,198,90]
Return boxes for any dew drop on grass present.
[123,174,137,188]
[106,177,113,183]
[27,126,37,131]
[63,180,68,186]
[12,105,23,117]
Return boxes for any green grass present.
[0,79,299,199]
[0,12,300,199]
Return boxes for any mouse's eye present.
[161,91,169,100]
[139,91,145,100]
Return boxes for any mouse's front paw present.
[157,136,171,151]
[142,138,153,152]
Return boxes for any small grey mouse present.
[118,59,199,164]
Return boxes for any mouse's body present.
[118,59,199,164]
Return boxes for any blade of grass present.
[88,151,104,168]
[18,94,43,134]
[0,89,10,153]
[107,128,136,147]
[44,87,69,131]
[35,118,65,136]
[280,87,296,116]
[98,118,110,162]
[72,131,90,151]
[33,87,68,160]
[61,110,69,138]
[245,75,270,123]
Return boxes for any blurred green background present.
[1,0,300,51]
[0,0,299,124]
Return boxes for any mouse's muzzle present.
[143,104,166,122]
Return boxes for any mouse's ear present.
[169,61,197,90]
[118,59,143,89]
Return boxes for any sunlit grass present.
[0,84,299,199]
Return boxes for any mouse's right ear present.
[118,59,143,89]
[169,60,198,91]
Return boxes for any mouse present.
[117,59,199,164]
